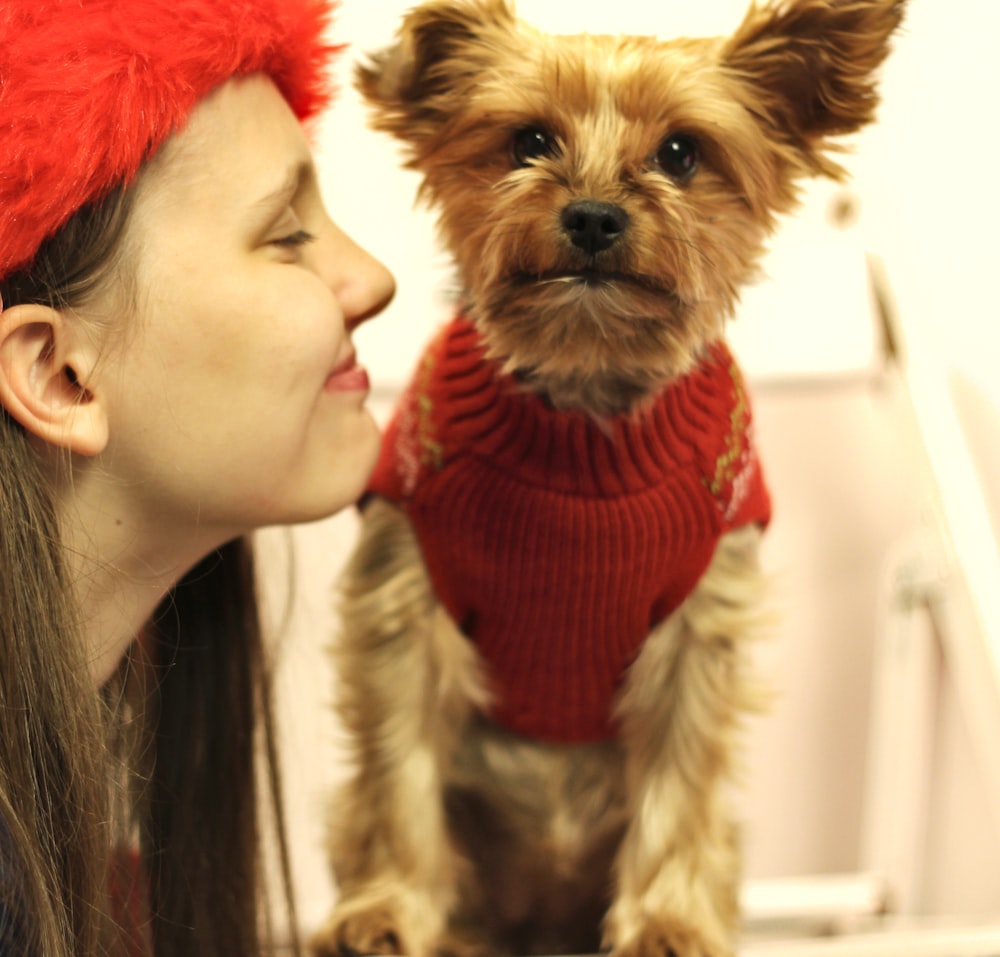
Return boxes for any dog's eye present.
[656,133,699,182]
[511,127,556,167]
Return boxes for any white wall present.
[259,0,1000,937]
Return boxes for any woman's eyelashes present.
[272,227,317,248]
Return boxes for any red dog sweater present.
[368,316,771,743]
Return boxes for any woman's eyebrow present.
[251,157,314,211]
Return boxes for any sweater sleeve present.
[696,345,772,532]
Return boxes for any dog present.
[312,2,905,956]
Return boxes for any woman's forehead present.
[139,75,312,210]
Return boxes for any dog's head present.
[358,0,905,416]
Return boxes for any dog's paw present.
[604,913,733,957]
[310,903,404,957]
[310,888,457,957]
[309,912,487,957]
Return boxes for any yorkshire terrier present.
[312,2,905,956]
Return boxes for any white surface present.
[742,924,1000,957]
[741,872,886,924]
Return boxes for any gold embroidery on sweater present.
[396,343,444,497]
[414,341,443,472]
[704,360,756,520]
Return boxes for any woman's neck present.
[58,466,231,686]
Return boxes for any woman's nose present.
[331,229,396,331]
[348,252,395,331]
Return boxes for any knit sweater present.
[368,316,771,743]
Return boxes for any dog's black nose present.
[561,200,629,255]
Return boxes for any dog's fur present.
[312,3,905,956]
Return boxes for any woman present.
[0,1,394,954]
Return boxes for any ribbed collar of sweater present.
[426,316,741,500]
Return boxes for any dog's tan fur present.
[312,3,905,956]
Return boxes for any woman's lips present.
[325,353,370,393]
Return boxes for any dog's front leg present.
[312,499,490,957]
[603,527,766,957]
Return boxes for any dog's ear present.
[722,0,906,176]
[356,0,516,143]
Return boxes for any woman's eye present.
[511,127,556,167]
[655,133,700,183]
[272,228,317,249]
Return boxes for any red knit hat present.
[0,0,341,281]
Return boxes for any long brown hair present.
[0,187,299,955]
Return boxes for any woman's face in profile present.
[91,74,395,540]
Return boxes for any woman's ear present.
[0,302,109,456]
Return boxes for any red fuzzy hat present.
[0,0,342,281]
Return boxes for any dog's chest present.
[368,317,771,742]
